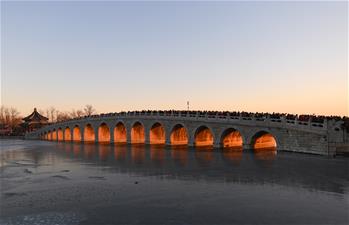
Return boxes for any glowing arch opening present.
[131,122,145,144]
[73,126,81,142]
[252,131,277,150]
[150,123,165,145]
[47,131,52,141]
[98,123,110,143]
[57,128,63,141]
[221,128,243,149]
[52,129,57,141]
[114,122,127,143]
[84,124,95,142]
[64,127,71,141]
[170,124,188,145]
[194,126,214,147]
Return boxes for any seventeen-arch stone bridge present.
[25,111,348,156]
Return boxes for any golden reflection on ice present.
[170,125,188,145]
[64,127,71,141]
[73,126,81,142]
[171,146,188,166]
[84,124,95,142]
[84,145,95,159]
[195,127,213,147]
[114,123,127,143]
[114,145,127,161]
[98,145,110,161]
[131,145,145,164]
[131,122,145,144]
[150,145,165,164]
[195,150,214,165]
[98,123,110,143]
[149,123,165,144]
[222,148,243,165]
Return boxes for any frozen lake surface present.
[0,139,348,225]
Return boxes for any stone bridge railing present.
[26,111,347,156]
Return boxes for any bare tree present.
[49,107,56,122]
[56,111,71,122]
[83,105,96,116]
[9,107,21,130]
[76,110,84,117]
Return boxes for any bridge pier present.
[243,143,252,150]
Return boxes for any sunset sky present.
[1,1,348,116]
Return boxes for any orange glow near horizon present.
[64,127,71,141]
[98,123,110,143]
[57,128,63,141]
[170,125,188,145]
[149,123,165,145]
[73,126,81,142]
[114,123,127,143]
[195,126,213,147]
[222,130,243,148]
[131,122,145,144]
[84,124,95,142]
[253,133,277,149]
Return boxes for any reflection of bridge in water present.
[48,142,347,194]
[25,111,348,156]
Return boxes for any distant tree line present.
[39,104,97,123]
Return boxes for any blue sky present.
[1,1,347,116]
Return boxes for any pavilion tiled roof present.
[22,108,49,122]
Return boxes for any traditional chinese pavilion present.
[22,108,49,132]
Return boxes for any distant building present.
[22,108,49,132]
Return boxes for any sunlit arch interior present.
[149,122,165,145]
[221,128,243,149]
[131,122,145,144]
[194,126,214,147]
[52,129,57,141]
[114,122,127,143]
[57,128,63,141]
[47,131,52,140]
[73,125,81,142]
[252,131,277,150]
[170,124,188,145]
[64,127,71,141]
[84,124,95,142]
[98,123,110,143]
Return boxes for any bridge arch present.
[73,125,81,142]
[84,124,95,143]
[220,128,244,149]
[57,128,63,141]
[250,130,278,150]
[170,123,189,146]
[131,121,145,144]
[52,129,57,141]
[98,122,110,143]
[114,121,127,143]
[47,131,52,140]
[64,127,71,141]
[149,122,165,145]
[194,125,214,147]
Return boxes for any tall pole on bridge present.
[187,101,190,111]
